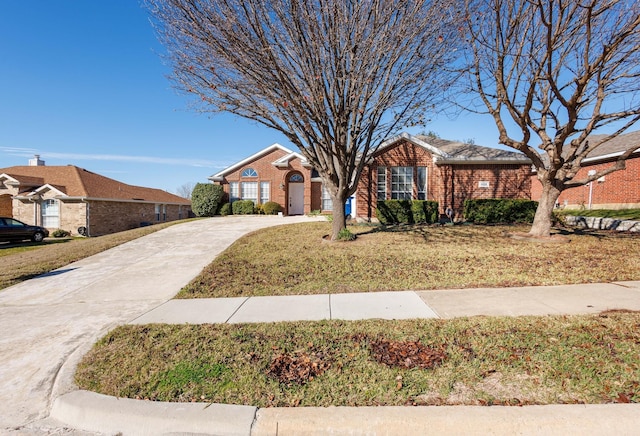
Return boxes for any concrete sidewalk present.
[129,282,640,325]
[2,215,639,435]
[52,281,640,435]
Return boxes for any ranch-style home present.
[209,132,533,219]
[0,156,192,236]
[531,130,640,210]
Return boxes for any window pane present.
[417,167,426,200]
[260,181,270,204]
[241,168,258,177]
[241,182,258,203]
[377,166,386,201]
[321,185,333,211]
[391,167,413,200]
[229,182,239,202]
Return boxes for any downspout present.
[81,198,90,236]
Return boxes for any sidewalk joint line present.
[329,293,332,320]
[225,297,250,323]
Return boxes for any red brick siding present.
[355,140,532,219]
[531,155,640,209]
[216,148,318,215]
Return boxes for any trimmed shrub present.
[376,200,413,224]
[463,199,538,224]
[232,200,255,215]
[219,203,232,216]
[262,201,283,215]
[411,200,440,224]
[191,183,224,217]
[376,200,439,225]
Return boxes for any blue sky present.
[1,1,507,193]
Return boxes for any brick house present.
[0,156,192,236]
[209,133,532,219]
[531,130,640,210]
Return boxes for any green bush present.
[411,200,440,224]
[52,229,70,238]
[262,201,283,215]
[232,200,255,215]
[376,200,439,225]
[191,183,224,217]
[337,227,357,241]
[463,199,538,224]
[219,203,232,216]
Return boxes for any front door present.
[288,183,304,215]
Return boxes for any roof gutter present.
[59,196,191,206]
[434,158,532,165]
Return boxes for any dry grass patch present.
[0,220,191,290]
[76,312,640,407]
[178,222,640,298]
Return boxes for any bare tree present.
[176,182,195,199]
[146,0,463,239]
[462,0,640,237]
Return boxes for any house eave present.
[56,196,191,205]
[434,158,532,165]
[210,143,294,179]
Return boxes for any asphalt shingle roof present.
[0,165,190,204]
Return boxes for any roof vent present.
[29,155,45,166]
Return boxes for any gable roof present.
[377,133,531,164]
[577,130,640,162]
[209,143,295,181]
[0,165,190,205]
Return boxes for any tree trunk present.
[529,182,561,237]
[330,191,348,241]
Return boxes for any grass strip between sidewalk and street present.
[75,312,640,407]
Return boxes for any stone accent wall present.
[531,155,640,209]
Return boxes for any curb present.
[51,390,640,435]
[51,390,257,436]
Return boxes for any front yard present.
[75,221,640,407]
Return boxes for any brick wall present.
[356,140,532,219]
[88,201,189,236]
[531,155,640,209]
[217,148,317,215]
[443,164,532,215]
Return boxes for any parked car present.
[0,217,49,243]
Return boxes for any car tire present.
[32,232,45,243]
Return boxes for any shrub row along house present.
[0,156,191,236]
[210,130,640,218]
[209,132,532,220]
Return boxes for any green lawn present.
[178,222,640,298]
[75,221,640,406]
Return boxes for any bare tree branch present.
[462,0,640,236]
[146,0,464,239]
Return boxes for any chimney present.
[29,155,45,166]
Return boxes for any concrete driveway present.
[0,216,319,434]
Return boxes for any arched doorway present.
[287,173,304,215]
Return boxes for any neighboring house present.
[530,131,640,210]
[0,156,192,236]
[209,133,532,219]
